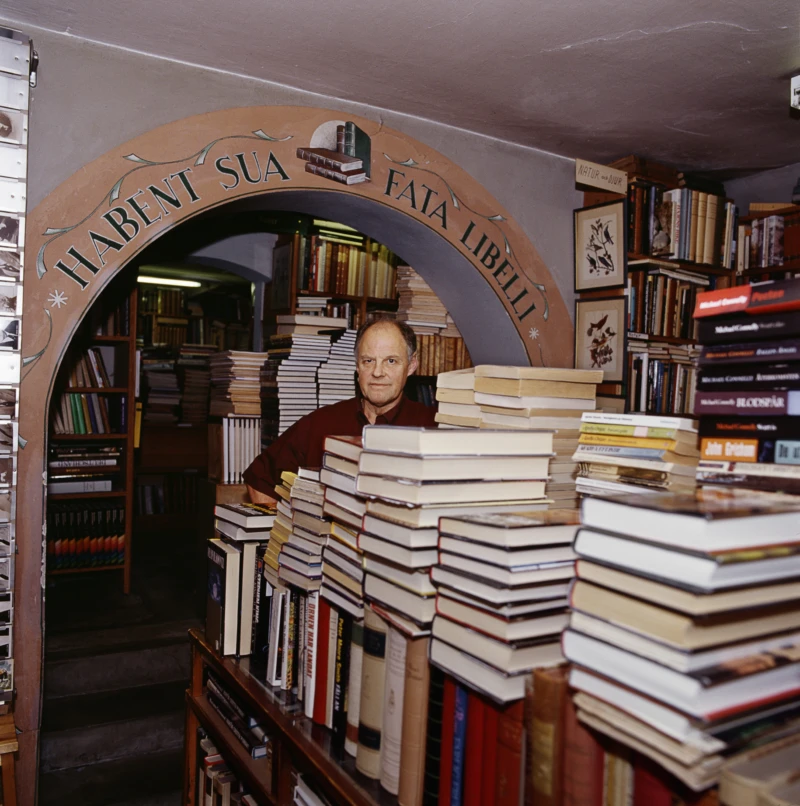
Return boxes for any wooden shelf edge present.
[62,387,129,394]
[49,564,124,575]
[48,491,127,500]
[50,433,129,441]
[186,691,277,806]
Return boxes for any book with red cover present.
[633,756,675,806]
[695,278,800,319]
[562,693,604,806]
[495,699,525,806]
[438,677,457,806]
[312,598,331,726]
[482,703,499,806]
[463,693,485,806]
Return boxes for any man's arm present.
[242,414,309,501]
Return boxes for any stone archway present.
[16,105,573,796]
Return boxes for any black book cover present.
[698,363,800,392]
[250,546,271,680]
[697,311,800,345]
[345,121,371,179]
[699,416,800,440]
[331,611,353,755]
[699,340,800,367]
[422,664,446,806]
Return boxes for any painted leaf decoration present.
[43,225,76,236]
[109,177,125,204]
[252,129,292,141]
[503,234,513,256]
[487,214,506,222]
[21,354,38,366]
[17,435,26,450]
[122,153,157,165]
[36,244,48,279]
[195,141,217,166]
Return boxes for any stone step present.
[44,642,191,700]
[40,710,185,774]
[42,680,188,733]
[38,748,183,806]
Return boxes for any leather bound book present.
[423,664,446,806]
[344,618,364,757]
[632,755,674,806]
[398,636,431,806]
[529,666,569,806]
[312,598,331,726]
[438,676,457,806]
[463,693,486,806]
[495,699,525,806]
[562,692,604,806]
[482,702,499,806]
[355,607,388,779]
[380,626,408,795]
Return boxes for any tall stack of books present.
[355,426,554,636]
[209,351,269,418]
[430,509,579,703]
[142,346,180,424]
[319,435,366,622]
[564,488,800,791]
[279,469,327,593]
[262,334,331,437]
[573,411,699,497]
[266,471,297,587]
[177,343,217,424]
[395,265,448,335]
[317,329,356,406]
[435,366,603,508]
[692,277,800,494]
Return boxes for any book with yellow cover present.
[578,433,699,457]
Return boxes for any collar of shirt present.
[355,394,407,426]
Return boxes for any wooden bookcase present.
[184,628,396,806]
[46,285,138,593]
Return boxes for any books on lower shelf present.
[46,500,125,569]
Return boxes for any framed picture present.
[574,200,627,292]
[575,295,628,384]
[0,252,19,281]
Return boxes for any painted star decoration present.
[528,327,539,340]
[48,290,68,309]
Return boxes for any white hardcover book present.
[344,618,364,757]
[380,626,407,795]
[303,591,319,719]
[222,418,229,484]
[281,589,293,691]
[297,594,306,702]
[267,589,286,687]
[325,607,338,729]
[236,541,260,657]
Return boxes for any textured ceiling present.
[6,0,800,174]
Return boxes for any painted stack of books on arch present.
[692,276,800,494]
[572,411,699,497]
[563,488,800,793]
[433,365,604,509]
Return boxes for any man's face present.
[356,323,418,411]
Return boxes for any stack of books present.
[573,411,699,497]
[355,426,555,635]
[395,265,448,335]
[317,329,356,406]
[209,351,269,418]
[279,469,327,592]
[564,488,800,791]
[274,314,348,337]
[692,277,800,494]
[263,334,330,436]
[47,443,120,494]
[266,471,298,586]
[430,509,579,703]
[177,343,217,424]
[436,365,603,508]
[319,435,366,621]
[142,346,180,424]
[295,297,330,316]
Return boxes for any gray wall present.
[13,19,581,314]
[727,162,800,212]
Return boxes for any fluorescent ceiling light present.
[313,219,358,233]
[137,275,201,288]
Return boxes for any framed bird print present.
[574,296,627,384]
[574,199,627,292]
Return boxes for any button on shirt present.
[243,395,437,498]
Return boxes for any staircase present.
[38,561,202,806]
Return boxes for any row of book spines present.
[628,181,733,267]
[52,393,122,435]
[525,668,696,806]
[417,336,472,376]
[135,478,198,516]
[45,536,125,569]
[736,211,800,271]
[66,348,111,388]
[627,273,701,340]
[627,353,697,416]
[297,234,397,299]
[90,295,131,337]
[150,324,188,348]
[138,287,185,317]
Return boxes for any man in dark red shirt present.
[244,317,436,504]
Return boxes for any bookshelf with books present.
[46,283,138,593]
[576,155,737,416]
